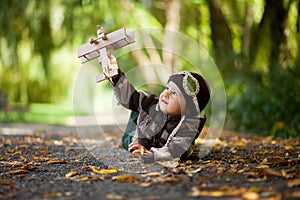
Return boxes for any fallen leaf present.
[112,174,139,183]
[1,161,23,167]
[184,168,202,174]
[287,179,300,187]
[75,176,91,183]
[9,169,29,174]
[0,193,16,199]
[242,191,260,200]
[39,149,50,154]
[90,166,118,175]
[138,182,153,187]
[157,159,180,168]
[47,159,67,164]
[65,171,79,178]
[105,193,124,200]
[1,181,13,185]
[188,186,248,197]
[263,168,282,177]
[92,176,104,181]
[152,174,181,184]
[140,172,161,177]
[32,157,51,161]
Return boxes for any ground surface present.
[0,123,300,200]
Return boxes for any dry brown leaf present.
[140,172,161,177]
[9,169,29,174]
[184,167,202,174]
[287,179,300,187]
[21,164,34,171]
[188,188,228,197]
[263,168,282,177]
[284,191,300,198]
[189,186,248,197]
[32,157,51,161]
[1,181,13,185]
[0,193,16,199]
[39,149,50,154]
[157,158,180,168]
[1,161,23,167]
[92,176,104,181]
[282,167,298,179]
[152,174,181,184]
[105,193,124,200]
[47,159,67,164]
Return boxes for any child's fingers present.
[129,141,139,148]
[143,149,153,158]
[128,144,139,152]
[132,149,141,154]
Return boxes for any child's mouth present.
[162,99,168,105]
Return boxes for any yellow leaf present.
[138,182,153,187]
[91,166,118,175]
[105,193,123,200]
[75,176,90,183]
[112,174,139,183]
[242,192,260,200]
[99,169,117,175]
[65,171,79,178]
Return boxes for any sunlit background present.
[0,0,299,138]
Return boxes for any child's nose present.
[164,90,172,98]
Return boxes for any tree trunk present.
[208,0,235,75]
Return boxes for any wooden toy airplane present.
[78,26,135,85]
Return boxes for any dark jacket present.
[112,72,206,162]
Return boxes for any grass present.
[0,103,74,125]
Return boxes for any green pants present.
[122,111,139,150]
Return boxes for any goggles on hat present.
[173,71,202,116]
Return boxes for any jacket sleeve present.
[112,72,141,112]
[149,118,200,162]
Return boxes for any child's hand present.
[128,141,144,156]
[98,52,119,70]
[107,53,119,70]
[129,141,154,162]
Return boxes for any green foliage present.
[0,0,299,138]
[228,64,300,138]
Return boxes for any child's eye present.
[165,87,170,90]
[172,91,178,96]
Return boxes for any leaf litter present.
[0,127,299,199]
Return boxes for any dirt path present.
[0,124,299,199]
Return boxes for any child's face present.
[159,81,185,116]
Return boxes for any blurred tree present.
[0,0,299,136]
